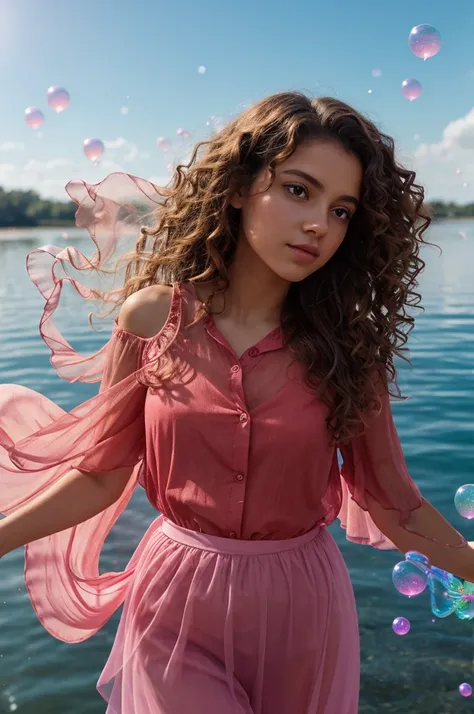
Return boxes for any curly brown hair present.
[96,90,432,443]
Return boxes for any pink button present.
[234,473,244,482]
[231,364,240,373]
[248,347,259,357]
[239,412,248,422]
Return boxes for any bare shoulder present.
[117,284,173,338]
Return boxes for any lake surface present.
[0,222,473,713]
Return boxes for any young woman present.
[0,91,472,714]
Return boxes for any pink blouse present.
[97,281,426,543]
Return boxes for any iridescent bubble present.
[409,24,441,61]
[392,560,428,597]
[120,106,129,115]
[405,551,430,568]
[176,128,192,139]
[47,85,70,113]
[83,138,105,162]
[459,683,472,697]
[157,137,172,152]
[392,616,410,635]
[371,68,382,78]
[456,168,462,175]
[454,484,474,518]
[198,65,207,74]
[401,78,422,102]
[24,107,44,130]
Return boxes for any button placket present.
[227,358,250,541]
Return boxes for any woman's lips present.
[287,244,320,262]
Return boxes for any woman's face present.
[231,138,363,283]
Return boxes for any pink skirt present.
[97,517,360,714]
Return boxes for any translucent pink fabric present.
[0,172,466,650]
[97,518,360,714]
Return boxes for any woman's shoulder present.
[117,284,174,339]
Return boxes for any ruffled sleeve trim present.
[0,172,184,643]
[336,386,467,551]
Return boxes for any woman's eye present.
[285,183,308,199]
[333,207,352,221]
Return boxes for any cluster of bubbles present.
[390,483,474,696]
[24,85,70,130]
[23,63,206,166]
[370,25,441,101]
[24,86,105,164]
[401,24,441,101]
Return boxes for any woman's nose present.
[302,214,328,237]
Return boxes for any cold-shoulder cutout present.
[117,284,174,340]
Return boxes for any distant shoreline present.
[0,222,76,231]
[1,215,474,234]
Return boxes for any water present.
[0,223,473,713]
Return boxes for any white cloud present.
[103,136,143,163]
[0,141,24,152]
[104,137,128,150]
[410,107,474,201]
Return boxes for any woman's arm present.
[0,466,133,558]
[367,493,474,581]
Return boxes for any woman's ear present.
[229,189,244,210]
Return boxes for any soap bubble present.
[392,616,410,635]
[401,78,422,101]
[409,24,441,60]
[371,68,382,78]
[157,137,171,152]
[83,138,104,162]
[176,128,192,139]
[198,65,207,74]
[24,107,44,130]
[47,85,70,113]
[454,484,474,518]
[392,560,428,597]
[459,683,472,697]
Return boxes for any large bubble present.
[454,484,474,519]
[24,107,44,130]
[460,683,473,697]
[83,138,105,162]
[401,78,422,101]
[409,24,441,60]
[392,560,428,597]
[47,85,70,113]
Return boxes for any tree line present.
[0,186,76,228]
[0,185,473,228]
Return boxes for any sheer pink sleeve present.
[337,387,467,551]
[0,172,181,643]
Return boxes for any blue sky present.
[1,0,473,202]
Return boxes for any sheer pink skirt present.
[97,517,360,714]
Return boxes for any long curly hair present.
[104,90,431,443]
